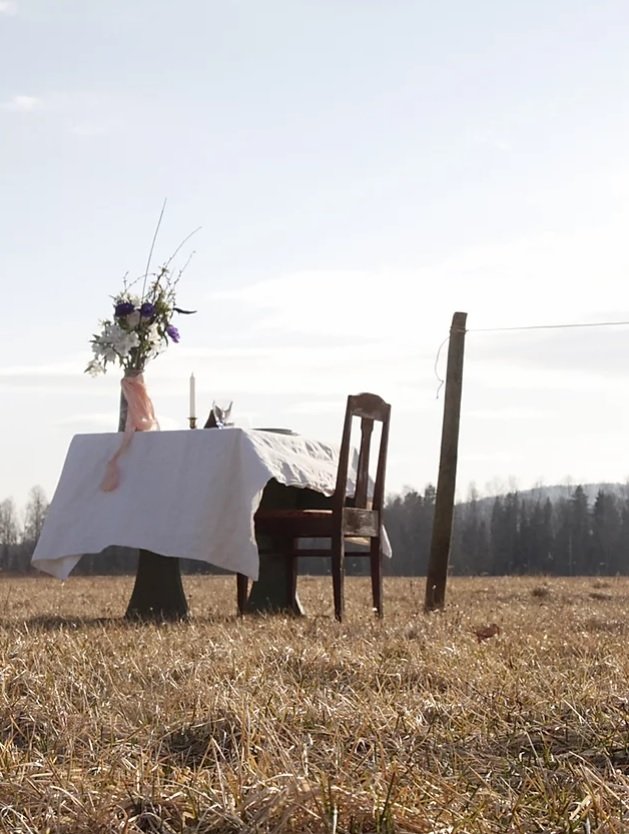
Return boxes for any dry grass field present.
[1,574,629,832]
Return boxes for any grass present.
[1,574,629,832]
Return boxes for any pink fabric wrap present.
[100,373,160,491]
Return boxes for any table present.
[32,428,342,618]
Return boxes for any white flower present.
[102,345,119,363]
[125,311,141,329]
[122,332,140,356]
[86,359,104,376]
[146,322,162,348]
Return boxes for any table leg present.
[124,550,189,622]
[243,482,331,615]
[245,535,305,615]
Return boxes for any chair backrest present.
[333,393,391,513]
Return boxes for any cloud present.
[210,219,629,346]
[2,95,42,112]
[465,406,548,422]
[467,126,513,153]
[54,412,180,431]
[0,1,17,14]
[69,122,109,137]
[155,340,414,400]
[0,360,79,377]
[210,269,444,345]
[54,412,118,429]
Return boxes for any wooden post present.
[425,311,468,612]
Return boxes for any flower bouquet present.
[87,211,197,490]
[86,263,192,377]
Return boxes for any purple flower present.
[140,302,155,318]
[166,324,180,343]
[114,301,135,318]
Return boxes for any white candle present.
[189,373,196,419]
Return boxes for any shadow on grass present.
[0,613,240,630]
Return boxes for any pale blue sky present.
[3,0,629,514]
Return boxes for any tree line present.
[0,486,49,573]
[4,482,629,577]
[384,483,629,576]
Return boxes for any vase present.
[118,368,143,431]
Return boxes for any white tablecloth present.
[32,428,343,581]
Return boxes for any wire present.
[433,318,629,398]
[468,319,629,333]
[433,335,450,399]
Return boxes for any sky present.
[3,0,629,515]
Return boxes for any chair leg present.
[236,573,248,616]
[286,542,300,615]
[331,533,345,622]
[370,538,383,617]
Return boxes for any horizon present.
[8,474,629,520]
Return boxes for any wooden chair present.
[237,392,391,621]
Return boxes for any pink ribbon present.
[100,373,159,491]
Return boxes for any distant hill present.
[475,481,624,501]
[526,482,627,502]
[458,482,629,516]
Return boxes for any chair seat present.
[255,507,335,537]
[256,507,332,520]
[256,507,380,538]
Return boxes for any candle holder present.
[188,416,197,429]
